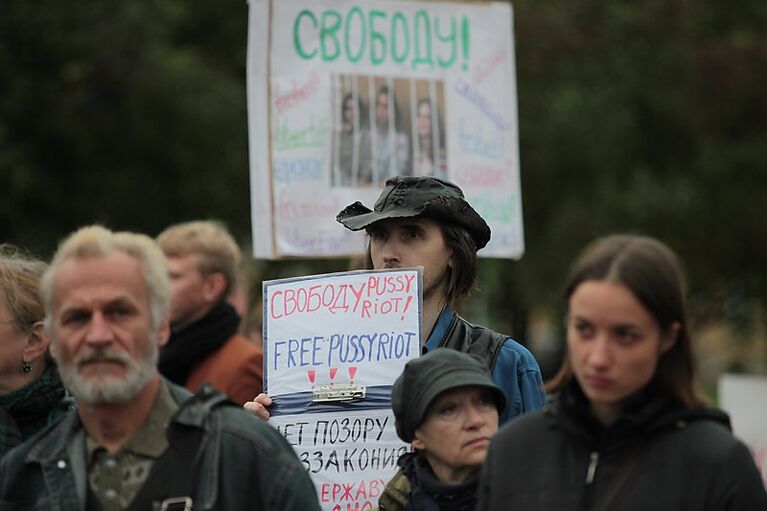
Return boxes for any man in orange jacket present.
[157,220,262,405]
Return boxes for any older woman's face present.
[567,280,676,425]
[412,386,499,484]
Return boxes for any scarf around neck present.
[158,301,240,386]
[0,363,71,456]
[400,452,479,511]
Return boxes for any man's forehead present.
[368,217,440,230]
[165,253,204,279]
[53,253,148,303]
[165,252,198,266]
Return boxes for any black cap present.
[391,348,506,443]
[336,176,491,250]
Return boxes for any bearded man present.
[0,226,319,511]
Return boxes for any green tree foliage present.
[0,0,250,254]
[508,0,767,328]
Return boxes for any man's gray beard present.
[56,338,158,406]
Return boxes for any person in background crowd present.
[373,85,411,181]
[246,176,545,425]
[0,245,72,457]
[377,348,504,511]
[477,234,767,510]
[414,98,447,180]
[336,92,373,187]
[0,226,319,510]
[157,220,263,405]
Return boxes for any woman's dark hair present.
[416,98,445,154]
[376,84,404,131]
[341,92,367,127]
[546,234,706,408]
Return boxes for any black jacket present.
[0,381,321,511]
[478,382,767,511]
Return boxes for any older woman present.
[478,235,767,510]
[0,245,71,456]
[379,348,505,511]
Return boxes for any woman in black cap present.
[477,235,767,510]
[378,348,505,511]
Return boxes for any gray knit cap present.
[391,348,506,442]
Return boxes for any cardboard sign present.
[247,0,524,259]
[271,410,408,511]
[263,269,422,510]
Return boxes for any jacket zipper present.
[585,451,599,484]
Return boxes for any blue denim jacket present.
[0,381,320,510]
[425,307,546,424]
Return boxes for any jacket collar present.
[25,409,82,465]
[24,379,221,465]
[547,380,731,446]
[425,305,454,351]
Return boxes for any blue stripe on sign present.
[270,385,393,416]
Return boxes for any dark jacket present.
[478,382,767,511]
[378,467,410,511]
[0,381,320,511]
[425,307,546,424]
[378,453,479,511]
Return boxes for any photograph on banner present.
[247,0,523,258]
[330,75,447,187]
[263,268,422,510]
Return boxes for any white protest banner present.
[247,0,523,259]
[263,268,422,510]
[718,373,767,488]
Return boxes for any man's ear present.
[156,317,171,347]
[23,321,51,364]
[202,272,228,304]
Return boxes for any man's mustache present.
[74,348,132,366]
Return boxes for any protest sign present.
[247,0,524,259]
[263,268,422,510]
[271,410,408,511]
[719,373,767,488]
